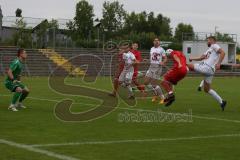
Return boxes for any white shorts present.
[146,66,162,80]
[119,67,134,84]
[194,62,215,84]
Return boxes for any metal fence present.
[0,16,75,48]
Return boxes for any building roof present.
[2,16,70,30]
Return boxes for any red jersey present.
[170,51,187,69]
[131,49,142,62]
[164,50,187,85]
[130,49,142,72]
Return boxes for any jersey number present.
[152,53,159,61]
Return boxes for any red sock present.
[161,81,172,93]
[133,80,145,92]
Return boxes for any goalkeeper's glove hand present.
[12,80,20,83]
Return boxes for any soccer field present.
[0,76,240,160]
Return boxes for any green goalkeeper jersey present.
[5,58,24,82]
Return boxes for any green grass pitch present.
[0,76,240,160]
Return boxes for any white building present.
[182,33,237,64]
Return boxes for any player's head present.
[207,36,217,47]
[120,43,131,52]
[17,48,27,59]
[166,49,173,57]
[153,38,160,47]
[132,42,139,50]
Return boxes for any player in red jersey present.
[130,43,145,94]
[109,42,145,97]
[161,49,188,106]
[109,48,125,97]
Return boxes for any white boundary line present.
[1,94,95,106]
[2,94,240,124]
[0,139,80,160]
[30,133,240,147]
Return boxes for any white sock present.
[146,85,157,95]
[168,91,173,95]
[199,80,204,88]
[126,85,134,96]
[155,85,165,99]
[208,89,223,104]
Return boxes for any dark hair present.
[121,42,132,48]
[207,36,217,41]
[17,48,25,57]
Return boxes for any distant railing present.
[182,32,237,43]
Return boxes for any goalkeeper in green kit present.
[5,49,30,111]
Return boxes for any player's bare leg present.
[109,78,119,97]
[151,79,165,104]
[143,76,156,101]
[119,81,135,100]
[203,81,227,111]
[133,78,146,98]
[126,84,135,99]
[188,64,204,91]
[161,80,175,106]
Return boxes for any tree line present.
[66,0,194,49]
[1,0,235,50]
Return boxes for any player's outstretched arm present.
[189,54,206,62]
[161,55,168,66]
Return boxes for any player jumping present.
[130,42,145,94]
[161,49,188,106]
[144,38,167,104]
[5,49,30,111]
[187,36,227,111]
[109,42,144,97]
[118,44,138,99]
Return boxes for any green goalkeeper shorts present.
[5,80,26,92]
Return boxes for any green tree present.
[12,18,32,48]
[215,32,234,42]
[67,0,94,40]
[157,14,172,38]
[101,1,126,39]
[123,11,172,40]
[35,19,59,48]
[124,12,138,32]
[15,8,22,17]
[174,23,194,42]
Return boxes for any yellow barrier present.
[38,49,85,76]
[237,54,240,62]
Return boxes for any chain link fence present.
[0,16,77,48]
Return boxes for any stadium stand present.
[0,46,58,76]
[1,47,240,77]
